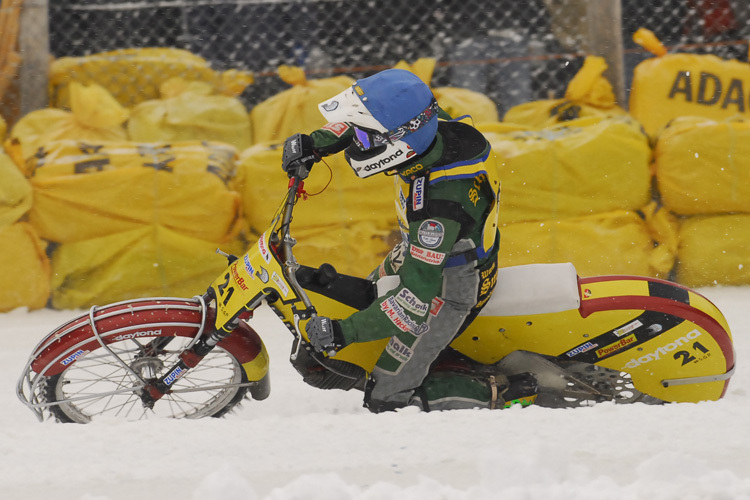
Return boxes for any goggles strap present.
[359,98,439,148]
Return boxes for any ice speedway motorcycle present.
[18,171,736,423]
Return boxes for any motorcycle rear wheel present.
[42,335,248,423]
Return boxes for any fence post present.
[19,0,49,114]
[586,0,626,107]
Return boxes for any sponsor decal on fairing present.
[258,234,272,264]
[243,255,256,280]
[565,341,598,358]
[596,334,637,358]
[257,267,270,283]
[614,320,643,337]
[623,329,704,369]
[231,263,249,291]
[271,271,290,297]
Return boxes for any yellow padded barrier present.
[27,140,242,244]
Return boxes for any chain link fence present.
[2,0,750,126]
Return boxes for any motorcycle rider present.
[282,68,536,412]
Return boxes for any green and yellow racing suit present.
[310,118,501,412]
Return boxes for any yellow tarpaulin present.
[128,79,253,151]
[394,58,500,124]
[0,222,50,312]
[50,225,244,310]
[503,56,627,127]
[498,209,674,278]
[630,52,750,138]
[9,82,129,161]
[655,116,750,215]
[677,214,750,287]
[0,151,31,226]
[481,116,652,224]
[50,47,253,109]
[289,223,392,279]
[28,140,242,244]
[250,66,354,143]
[234,142,395,276]
[235,142,394,232]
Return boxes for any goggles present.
[351,98,439,151]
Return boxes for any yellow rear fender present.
[455,274,733,403]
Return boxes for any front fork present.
[139,294,251,408]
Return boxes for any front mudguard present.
[20,297,271,415]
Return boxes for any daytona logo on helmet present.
[360,149,404,172]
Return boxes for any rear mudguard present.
[454,273,734,403]
[27,297,269,386]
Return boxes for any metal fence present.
[2,0,750,127]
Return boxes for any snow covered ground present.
[2,286,749,500]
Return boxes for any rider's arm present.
[337,213,464,344]
[309,123,355,156]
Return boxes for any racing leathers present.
[309,118,501,412]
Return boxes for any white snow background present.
[1,286,749,500]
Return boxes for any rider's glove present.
[282,133,318,178]
[305,316,345,354]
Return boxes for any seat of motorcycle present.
[480,262,581,316]
[376,262,581,317]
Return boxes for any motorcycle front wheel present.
[42,335,249,423]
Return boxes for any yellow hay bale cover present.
[50,47,253,109]
[128,80,253,151]
[498,209,674,278]
[28,140,242,244]
[655,116,750,215]
[9,82,129,160]
[630,53,750,138]
[50,225,244,310]
[250,66,354,143]
[0,151,31,226]
[481,116,652,224]
[0,222,50,312]
[235,143,396,276]
[503,99,628,128]
[235,142,394,232]
[394,58,499,123]
[433,87,499,124]
[504,56,627,127]
[291,223,391,278]
[676,214,750,287]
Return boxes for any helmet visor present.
[352,126,388,150]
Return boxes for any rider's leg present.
[364,260,486,412]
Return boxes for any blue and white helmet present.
[318,69,439,178]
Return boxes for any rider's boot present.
[488,372,539,409]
